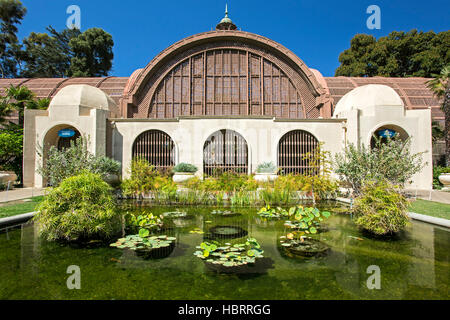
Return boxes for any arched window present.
[132,130,175,171]
[370,125,409,149]
[203,129,248,176]
[278,130,319,175]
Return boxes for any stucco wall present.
[112,117,346,179]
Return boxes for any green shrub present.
[173,163,198,173]
[433,166,450,189]
[37,136,121,186]
[353,180,410,236]
[256,162,277,173]
[121,158,175,199]
[33,172,121,242]
[335,137,426,195]
[0,130,23,181]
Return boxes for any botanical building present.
[0,11,438,189]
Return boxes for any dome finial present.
[216,4,237,30]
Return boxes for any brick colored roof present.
[0,75,443,119]
[324,76,443,119]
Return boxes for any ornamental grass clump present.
[353,180,410,236]
[34,172,121,242]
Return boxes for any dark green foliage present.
[0,129,22,178]
[353,180,410,236]
[427,65,450,167]
[0,0,26,78]
[20,27,80,78]
[172,162,198,173]
[335,30,450,77]
[0,84,49,180]
[433,166,450,189]
[68,28,114,77]
[0,1,114,78]
[33,172,121,241]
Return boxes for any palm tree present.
[0,84,49,128]
[427,65,450,167]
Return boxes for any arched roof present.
[121,30,329,119]
[333,84,404,118]
[323,76,443,120]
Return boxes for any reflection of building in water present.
[20,223,40,277]
[407,222,435,288]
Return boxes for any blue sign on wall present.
[58,129,76,138]
[376,129,396,138]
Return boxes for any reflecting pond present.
[0,203,448,299]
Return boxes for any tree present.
[427,65,450,167]
[68,28,114,77]
[0,84,49,127]
[0,84,49,181]
[0,0,26,78]
[335,30,450,77]
[20,27,81,78]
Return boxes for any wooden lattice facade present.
[148,49,305,119]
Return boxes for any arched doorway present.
[278,130,319,175]
[370,125,409,149]
[203,129,248,176]
[132,130,175,171]
[42,124,82,186]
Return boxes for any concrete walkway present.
[0,187,46,203]
[405,189,450,205]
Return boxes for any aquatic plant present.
[283,206,331,232]
[257,205,290,219]
[194,238,264,267]
[279,233,329,258]
[127,211,164,237]
[110,234,176,254]
[162,210,188,218]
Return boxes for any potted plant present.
[438,172,450,191]
[254,162,278,182]
[172,163,198,183]
[0,171,17,186]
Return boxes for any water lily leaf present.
[322,211,331,218]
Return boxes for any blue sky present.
[18,0,450,77]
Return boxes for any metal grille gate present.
[203,129,248,176]
[278,130,319,175]
[132,130,175,171]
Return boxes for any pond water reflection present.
[0,204,448,299]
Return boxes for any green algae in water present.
[0,205,448,300]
